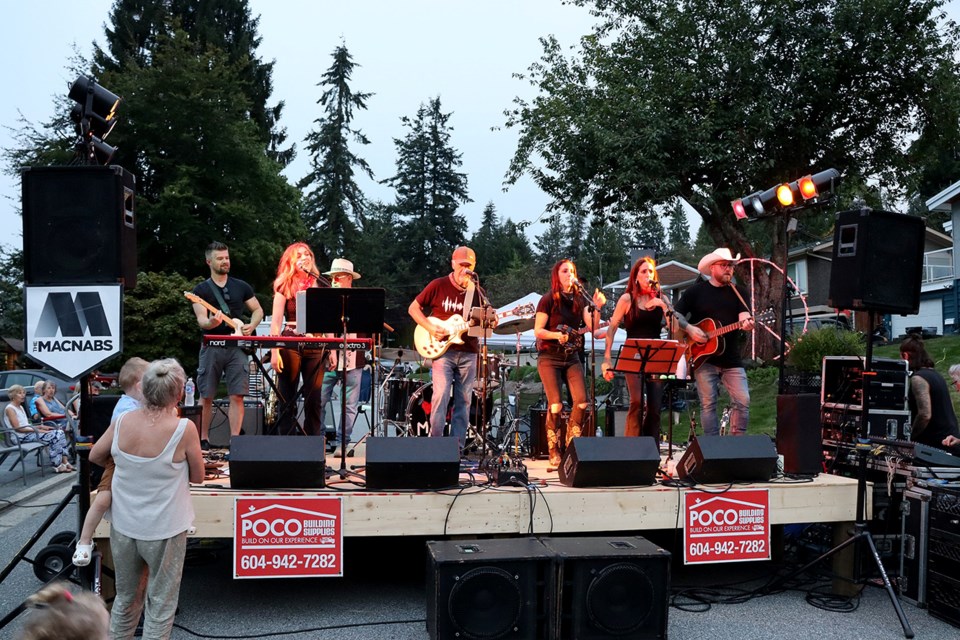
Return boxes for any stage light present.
[732,168,841,219]
[798,175,818,200]
[776,184,796,207]
[68,75,122,166]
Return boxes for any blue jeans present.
[693,363,750,435]
[430,350,477,443]
[321,368,362,443]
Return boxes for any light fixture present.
[68,75,122,165]
[732,168,841,219]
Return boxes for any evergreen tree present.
[534,214,567,267]
[0,247,24,341]
[300,45,374,264]
[94,0,293,165]
[580,222,629,288]
[666,199,691,256]
[384,97,470,278]
[470,202,533,277]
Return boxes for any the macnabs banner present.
[24,284,123,379]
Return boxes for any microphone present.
[464,268,478,279]
[650,279,660,291]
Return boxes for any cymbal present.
[379,347,420,362]
[493,316,535,334]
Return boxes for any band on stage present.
[190,240,783,468]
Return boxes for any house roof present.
[603,259,700,291]
[926,179,960,212]
[2,337,23,353]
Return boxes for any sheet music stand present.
[613,339,685,473]
[298,287,385,483]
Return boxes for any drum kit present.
[374,307,537,454]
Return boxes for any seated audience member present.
[901,335,960,448]
[3,384,74,473]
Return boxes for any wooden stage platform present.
[95,453,865,540]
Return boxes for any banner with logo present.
[234,496,343,579]
[683,489,770,564]
[24,284,123,379]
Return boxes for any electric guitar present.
[184,291,244,336]
[687,307,776,368]
[414,303,535,359]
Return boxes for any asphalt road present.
[1,473,958,639]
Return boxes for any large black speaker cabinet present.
[80,394,122,441]
[677,435,777,484]
[229,435,326,489]
[541,536,671,640]
[559,437,660,487]
[776,394,822,476]
[22,165,137,289]
[827,209,925,315]
[365,437,460,490]
[427,538,555,640]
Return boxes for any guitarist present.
[408,246,494,449]
[673,248,754,437]
[191,241,263,450]
[534,259,606,468]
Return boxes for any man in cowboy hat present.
[320,258,367,457]
[409,246,494,450]
[674,248,755,436]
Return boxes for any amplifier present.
[821,407,910,441]
[821,356,908,412]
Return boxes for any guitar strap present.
[463,281,475,320]
[206,278,232,315]
[728,284,751,315]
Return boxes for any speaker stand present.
[773,311,913,638]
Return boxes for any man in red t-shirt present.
[408,246,487,448]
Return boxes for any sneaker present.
[200,440,210,451]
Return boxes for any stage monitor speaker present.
[776,394,822,476]
[677,435,777,484]
[427,538,555,640]
[365,437,460,490]
[541,536,671,640]
[209,398,263,446]
[559,437,660,487]
[229,435,326,489]
[827,209,925,315]
[22,165,137,289]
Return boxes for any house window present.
[787,261,808,296]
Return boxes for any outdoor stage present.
[94,454,866,540]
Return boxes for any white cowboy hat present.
[697,248,741,275]
[323,258,362,279]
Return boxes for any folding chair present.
[0,427,47,486]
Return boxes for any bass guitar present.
[687,307,775,368]
[414,303,535,359]
[184,291,244,336]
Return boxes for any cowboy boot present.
[565,420,582,449]
[546,412,562,468]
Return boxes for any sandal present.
[72,543,94,567]
[55,464,71,473]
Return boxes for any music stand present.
[298,287,385,482]
[613,339,685,471]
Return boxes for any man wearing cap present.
[319,258,367,457]
[409,246,489,449]
[673,248,755,436]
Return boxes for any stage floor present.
[96,450,865,539]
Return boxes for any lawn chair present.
[0,426,47,486]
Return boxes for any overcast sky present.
[3,1,959,258]
[0,0,600,254]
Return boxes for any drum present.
[404,382,493,437]
[474,355,506,394]
[383,378,419,422]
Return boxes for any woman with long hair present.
[89,358,204,639]
[3,384,73,473]
[602,257,694,439]
[269,242,327,437]
[533,259,606,467]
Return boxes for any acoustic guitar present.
[687,308,776,368]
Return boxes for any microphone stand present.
[574,282,601,438]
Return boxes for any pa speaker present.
[229,435,325,489]
[22,165,137,289]
[559,437,660,487]
[365,437,459,490]
[541,536,671,640]
[828,209,924,315]
[776,394,822,476]
[677,435,777,484]
[81,395,122,441]
[427,538,555,640]
[209,398,263,446]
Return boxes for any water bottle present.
[184,377,196,407]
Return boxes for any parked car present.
[0,369,79,410]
